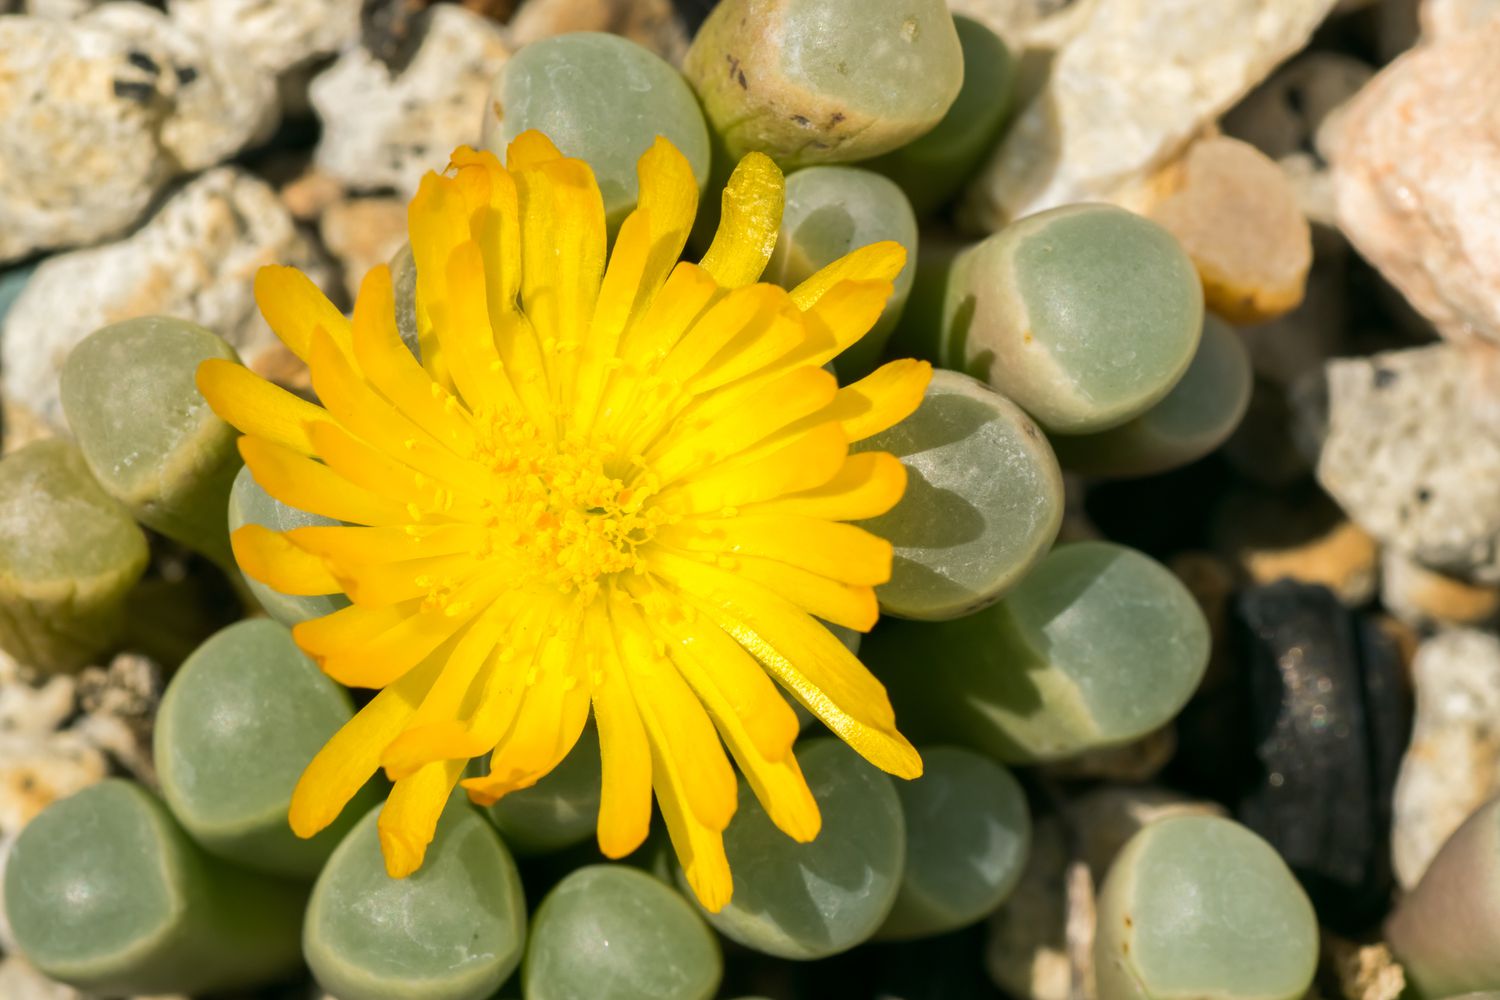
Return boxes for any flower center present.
[474,414,669,600]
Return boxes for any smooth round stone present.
[1385,797,1500,998]
[155,619,373,877]
[857,369,1064,621]
[1095,816,1318,1000]
[878,746,1030,940]
[59,316,242,569]
[684,738,906,959]
[525,865,721,1000]
[4,779,305,996]
[305,796,527,1000]
[0,439,149,673]
[865,541,1210,763]
[865,16,1018,218]
[764,166,918,377]
[228,465,348,627]
[483,724,601,856]
[1051,316,1253,477]
[483,32,711,230]
[683,0,964,168]
[942,204,1204,434]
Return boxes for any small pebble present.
[1146,136,1312,324]
[319,197,408,303]
[1213,489,1379,606]
[1382,550,1500,629]
[1391,629,1500,888]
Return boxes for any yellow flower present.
[197,131,929,911]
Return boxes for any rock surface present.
[1146,136,1312,324]
[0,4,278,263]
[1331,20,1500,344]
[2,168,333,430]
[168,0,362,74]
[310,4,510,197]
[1422,0,1500,38]
[1382,550,1500,629]
[1391,628,1500,888]
[319,197,407,302]
[1317,344,1500,583]
[1223,53,1374,226]
[961,0,1338,229]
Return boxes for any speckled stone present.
[961,0,1339,228]
[310,5,510,197]
[1392,629,1500,888]
[168,0,362,75]
[1317,344,1500,583]
[0,4,277,263]
[2,167,333,430]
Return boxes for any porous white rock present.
[1392,629,1500,888]
[1316,344,1500,583]
[1330,19,1500,345]
[961,0,1339,229]
[310,4,509,197]
[168,0,363,74]
[1,168,334,430]
[0,5,278,263]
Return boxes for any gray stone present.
[0,5,278,263]
[310,5,510,197]
[1391,629,1500,888]
[1316,344,1500,583]
[168,0,362,75]
[2,167,333,430]
[1330,20,1500,345]
[961,0,1339,229]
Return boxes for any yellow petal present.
[294,600,419,658]
[237,436,408,526]
[505,129,564,170]
[378,759,467,878]
[608,591,737,831]
[651,733,734,912]
[196,359,329,456]
[254,265,351,362]
[658,422,848,515]
[652,550,922,780]
[229,524,341,596]
[448,146,522,310]
[789,241,906,312]
[588,606,653,858]
[288,652,444,838]
[573,208,654,434]
[635,136,699,285]
[743,451,908,521]
[660,514,893,586]
[823,359,932,443]
[699,152,783,288]
[727,554,880,632]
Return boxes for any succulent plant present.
[155,618,377,876]
[526,865,722,1000]
[680,737,906,960]
[865,15,1019,218]
[878,745,1030,940]
[683,0,964,168]
[1050,316,1253,478]
[856,368,1064,620]
[866,541,1210,762]
[1094,815,1319,1000]
[0,438,149,673]
[59,316,243,569]
[942,204,1205,434]
[483,32,711,230]
[4,780,305,996]
[479,722,602,855]
[764,165,919,378]
[304,794,527,1000]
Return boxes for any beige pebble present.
[320,197,409,302]
[1147,136,1313,324]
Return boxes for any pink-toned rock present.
[1331,21,1500,344]
[1422,0,1500,39]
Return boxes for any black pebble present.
[1231,581,1408,934]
